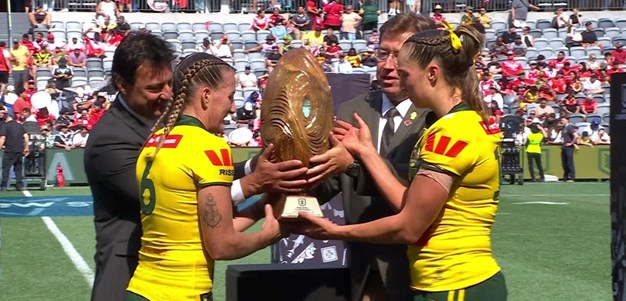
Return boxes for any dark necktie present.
[379,107,399,156]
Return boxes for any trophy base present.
[276,195,324,220]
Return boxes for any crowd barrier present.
[0,145,610,186]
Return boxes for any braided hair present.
[150,53,235,157]
[401,25,487,121]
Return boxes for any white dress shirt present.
[377,95,412,152]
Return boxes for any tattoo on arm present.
[202,193,223,228]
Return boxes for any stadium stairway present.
[0,13,31,43]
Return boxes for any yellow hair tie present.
[442,21,462,51]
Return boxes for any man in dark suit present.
[309,14,437,301]
[86,32,308,301]
[85,32,177,301]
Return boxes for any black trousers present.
[1,151,24,188]
[527,152,544,180]
[561,146,576,180]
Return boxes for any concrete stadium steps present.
[0,13,32,43]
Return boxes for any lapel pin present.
[404,119,412,127]
[410,112,417,120]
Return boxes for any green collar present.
[425,102,473,128]
[176,115,209,132]
[448,102,473,114]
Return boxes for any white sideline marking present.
[21,190,95,286]
[512,201,569,205]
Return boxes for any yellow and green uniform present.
[127,115,234,301]
[407,103,503,293]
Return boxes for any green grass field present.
[0,182,611,300]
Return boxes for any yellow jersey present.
[407,103,503,292]
[127,115,234,300]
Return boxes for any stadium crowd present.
[1,2,623,150]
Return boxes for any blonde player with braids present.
[126,53,284,301]
[296,24,507,301]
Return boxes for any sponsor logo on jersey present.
[424,134,468,158]
[480,118,502,135]
[144,134,183,148]
[205,149,233,167]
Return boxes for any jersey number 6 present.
[139,161,156,215]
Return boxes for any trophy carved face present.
[261,48,334,166]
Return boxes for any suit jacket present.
[84,97,151,301]
[316,90,429,301]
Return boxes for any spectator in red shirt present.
[539,85,556,103]
[306,0,322,30]
[269,7,286,27]
[326,41,342,58]
[581,94,597,115]
[551,71,567,94]
[323,0,343,30]
[35,107,55,127]
[501,51,524,77]
[479,72,500,96]
[527,61,540,80]
[577,62,592,79]
[19,34,36,53]
[550,51,569,71]
[13,93,32,120]
[611,42,626,65]
[431,4,446,27]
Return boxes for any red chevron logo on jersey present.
[480,117,502,135]
[144,134,183,148]
[424,134,468,158]
[205,149,233,167]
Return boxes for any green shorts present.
[125,291,213,301]
[412,271,507,301]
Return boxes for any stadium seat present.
[491,20,507,32]
[208,22,223,32]
[485,29,496,41]
[177,22,192,31]
[36,79,49,90]
[234,96,245,108]
[210,31,225,42]
[243,41,259,50]
[353,40,367,53]
[525,47,538,60]
[238,23,251,32]
[542,28,558,39]
[587,19,598,29]
[613,37,626,46]
[291,40,303,48]
[568,113,585,124]
[103,58,113,71]
[231,41,244,50]
[65,21,82,31]
[36,68,52,78]
[256,30,271,42]
[593,95,605,103]
[249,58,266,71]
[569,47,586,59]
[161,22,177,32]
[73,68,87,78]
[181,40,196,50]
[593,28,605,37]
[179,31,195,42]
[536,19,552,30]
[162,31,178,40]
[597,37,613,49]
[223,22,238,32]
[88,69,105,79]
[86,58,103,70]
[526,20,536,29]
[586,46,602,58]
[339,40,351,51]
[241,31,257,42]
[548,38,564,49]
[193,22,208,31]
[242,87,259,99]
[587,113,603,123]
[538,48,555,59]
[615,18,626,30]
[145,22,161,32]
[233,50,246,60]
[226,31,242,42]
[167,39,182,51]
[51,20,64,29]
[533,38,548,50]
[195,30,210,42]
[597,104,610,117]
[130,22,143,31]
[530,29,542,39]
[605,27,621,39]
[598,18,614,29]
[234,58,250,71]
[72,76,88,87]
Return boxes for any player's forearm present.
[334,214,419,244]
[233,200,266,231]
[209,231,272,260]
[358,148,406,211]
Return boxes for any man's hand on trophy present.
[334,112,375,158]
[290,212,339,240]
[247,144,309,195]
[306,133,353,187]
